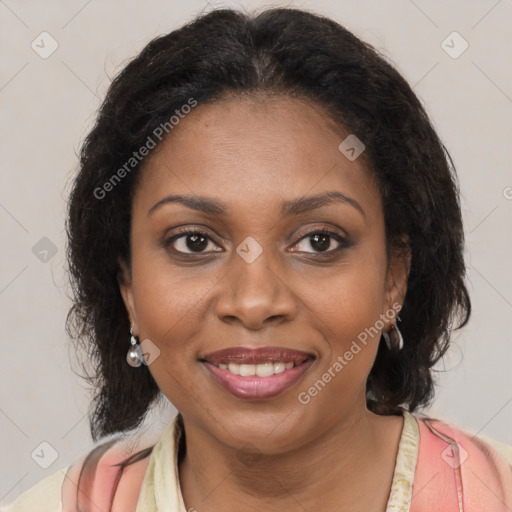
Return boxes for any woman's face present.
[119,95,408,454]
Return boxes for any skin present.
[119,94,411,512]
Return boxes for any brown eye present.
[165,229,221,254]
[291,229,348,254]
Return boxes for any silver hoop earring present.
[382,322,404,351]
[126,329,143,367]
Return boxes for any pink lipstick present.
[201,346,315,399]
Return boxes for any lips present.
[200,346,315,399]
[203,346,313,365]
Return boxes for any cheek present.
[298,239,388,395]
[311,247,388,342]
[129,260,210,407]
[129,250,218,367]
[296,269,386,419]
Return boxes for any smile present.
[216,361,296,376]
[200,346,315,399]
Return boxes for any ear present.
[383,236,411,322]
[117,258,138,333]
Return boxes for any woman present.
[3,6,511,512]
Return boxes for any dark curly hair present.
[65,7,471,442]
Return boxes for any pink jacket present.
[61,414,512,511]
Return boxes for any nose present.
[214,246,297,330]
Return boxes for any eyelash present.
[163,226,350,257]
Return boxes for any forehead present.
[133,95,381,222]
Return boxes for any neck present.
[178,403,403,512]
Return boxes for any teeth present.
[240,364,256,376]
[228,363,240,375]
[255,362,274,377]
[273,362,286,374]
[218,361,297,376]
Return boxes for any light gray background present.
[1,0,511,505]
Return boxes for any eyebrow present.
[147,191,365,218]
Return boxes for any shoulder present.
[410,413,512,511]
[479,434,512,466]
[0,468,68,512]
[1,436,154,512]
[62,435,154,511]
